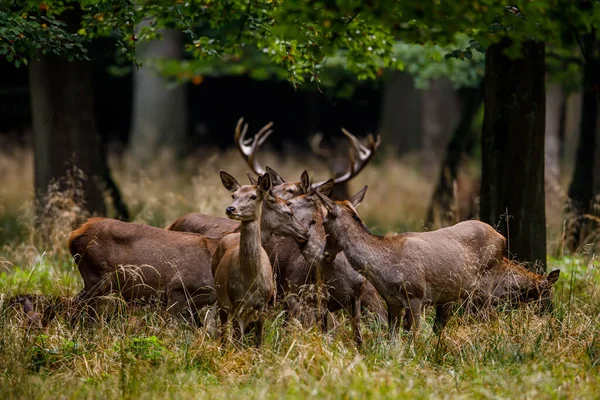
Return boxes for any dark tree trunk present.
[426,83,483,228]
[566,31,599,252]
[420,78,460,175]
[480,39,546,273]
[29,54,128,221]
[378,71,422,155]
[129,24,187,164]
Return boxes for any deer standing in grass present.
[283,180,387,346]
[68,218,220,321]
[213,171,298,346]
[313,187,560,337]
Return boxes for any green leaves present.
[0,8,87,66]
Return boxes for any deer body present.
[281,188,386,345]
[69,218,217,318]
[315,188,559,336]
[213,172,294,346]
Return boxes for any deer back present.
[69,218,216,301]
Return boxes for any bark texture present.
[480,39,547,272]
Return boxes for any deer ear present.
[266,166,285,186]
[247,172,258,185]
[546,269,560,286]
[300,170,310,193]
[349,185,368,208]
[313,188,337,217]
[315,178,335,197]
[258,172,272,194]
[220,171,241,192]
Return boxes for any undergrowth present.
[0,148,598,399]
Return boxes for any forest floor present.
[0,148,598,399]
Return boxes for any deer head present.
[312,185,368,263]
[222,170,309,241]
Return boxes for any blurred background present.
[0,26,587,257]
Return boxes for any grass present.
[1,147,598,399]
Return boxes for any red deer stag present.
[313,188,560,337]
[213,172,305,347]
[167,117,380,236]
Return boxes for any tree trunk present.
[420,78,460,176]
[29,55,126,221]
[426,83,483,228]
[129,24,187,164]
[566,32,599,252]
[480,39,546,273]
[545,83,563,183]
[378,71,422,155]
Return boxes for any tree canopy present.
[2,1,598,87]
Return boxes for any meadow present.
[0,147,598,399]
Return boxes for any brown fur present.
[69,217,218,320]
[213,172,291,347]
[278,189,387,346]
[314,188,560,337]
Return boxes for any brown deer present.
[280,180,387,346]
[213,171,301,347]
[312,188,560,337]
[68,218,219,321]
[167,117,380,237]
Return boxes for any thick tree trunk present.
[29,55,128,221]
[420,78,460,175]
[426,83,483,228]
[480,39,546,273]
[566,32,599,252]
[378,71,422,155]
[129,25,187,164]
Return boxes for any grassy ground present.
[1,148,598,399]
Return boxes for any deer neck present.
[334,214,387,271]
[239,204,264,276]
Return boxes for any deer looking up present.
[213,172,302,347]
[313,188,560,337]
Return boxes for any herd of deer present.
[14,118,561,347]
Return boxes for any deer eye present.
[309,220,316,226]
[250,195,257,200]
[287,189,295,194]
[286,211,293,217]
[231,194,235,199]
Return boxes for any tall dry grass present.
[1,146,597,399]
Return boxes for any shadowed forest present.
[1,1,599,399]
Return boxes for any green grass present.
[1,251,599,399]
[0,149,597,399]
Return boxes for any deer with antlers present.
[168,117,381,236]
[312,187,560,337]
[167,118,385,334]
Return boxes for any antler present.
[234,117,274,176]
[312,128,381,188]
[308,133,332,158]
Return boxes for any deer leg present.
[403,298,422,332]
[232,317,244,345]
[253,317,265,348]
[387,303,402,341]
[433,303,453,334]
[350,296,363,348]
[218,308,229,344]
